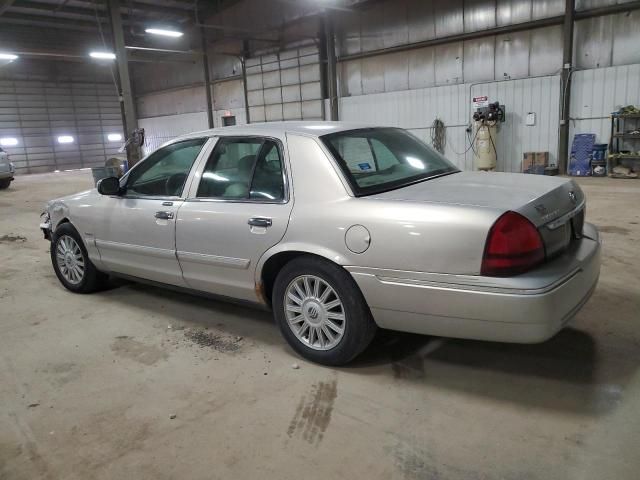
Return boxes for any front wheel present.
[0,178,11,189]
[272,256,377,366]
[50,223,108,293]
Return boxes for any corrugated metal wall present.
[136,77,248,155]
[340,76,560,172]
[0,79,123,174]
[128,0,640,170]
[139,112,209,154]
[570,64,640,145]
[339,84,469,169]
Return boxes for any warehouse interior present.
[1,1,640,479]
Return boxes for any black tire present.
[50,222,108,293]
[0,178,11,189]
[272,255,377,366]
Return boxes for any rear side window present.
[197,137,285,201]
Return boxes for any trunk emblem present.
[534,204,548,215]
[569,191,577,204]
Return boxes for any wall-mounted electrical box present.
[526,112,536,126]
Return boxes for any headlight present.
[9,162,15,174]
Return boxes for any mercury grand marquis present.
[41,122,601,365]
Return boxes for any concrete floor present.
[1,170,639,480]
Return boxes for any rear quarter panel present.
[258,133,503,277]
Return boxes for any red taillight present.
[481,211,544,276]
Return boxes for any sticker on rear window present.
[358,162,372,171]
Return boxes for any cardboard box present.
[523,151,549,174]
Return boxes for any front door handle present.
[155,211,174,220]
[248,217,272,228]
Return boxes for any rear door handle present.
[248,217,272,227]
[155,211,174,220]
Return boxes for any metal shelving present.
[608,113,640,177]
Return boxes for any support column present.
[201,27,214,129]
[107,0,141,166]
[241,39,251,124]
[558,0,575,174]
[323,12,339,121]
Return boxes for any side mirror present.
[97,177,121,196]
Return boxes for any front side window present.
[125,138,207,197]
[321,128,458,196]
[197,137,285,201]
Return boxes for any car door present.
[94,137,209,286]
[176,136,293,302]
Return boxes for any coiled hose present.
[431,118,446,154]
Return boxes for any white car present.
[0,147,15,189]
[41,122,601,365]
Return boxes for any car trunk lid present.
[370,171,585,260]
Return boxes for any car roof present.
[173,121,380,142]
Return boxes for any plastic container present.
[591,162,607,177]
[592,144,608,162]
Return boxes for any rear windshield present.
[321,128,458,196]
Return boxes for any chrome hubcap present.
[284,275,346,351]
[55,235,85,285]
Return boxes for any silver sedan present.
[41,122,601,365]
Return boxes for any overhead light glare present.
[107,133,122,142]
[0,53,18,60]
[90,51,116,60]
[406,156,425,170]
[57,135,74,144]
[0,137,18,146]
[145,28,183,38]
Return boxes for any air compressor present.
[471,100,505,171]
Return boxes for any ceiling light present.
[145,28,183,38]
[0,53,18,61]
[0,137,18,146]
[90,51,116,60]
[57,135,74,144]
[107,133,122,142]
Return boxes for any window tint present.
[321,128,458,196]
[126,138,206,197]
[197,138,284,201]
[250,142,284,201]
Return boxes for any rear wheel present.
[272,256,377,366]
[50,223,108,293]
[0,178,11,189]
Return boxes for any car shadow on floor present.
[101,279,635,415]
[347,327,637,415]
[101,278,283,347]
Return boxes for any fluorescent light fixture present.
[0,53,18,60]
[145,28,183,38]
[89,51,116,60]
[406,156,425,170]
[107,133,122,142]
[0,137,18,146]
[57,135,74,144]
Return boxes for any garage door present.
[0,80,123,174]
[245,46,324,123]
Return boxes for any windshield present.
[321,127,458,196]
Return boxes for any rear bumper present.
[347,223,601,343]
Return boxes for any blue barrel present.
[592,144,607,162]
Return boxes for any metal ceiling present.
[0,0,371,62]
